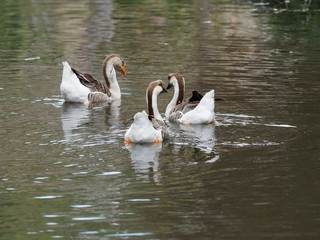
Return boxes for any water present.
[1,0,320,239]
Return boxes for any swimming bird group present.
[60,54,219,144]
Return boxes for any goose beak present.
[161,88,168,94]
[120,63,126,77]
[166,84,172,90]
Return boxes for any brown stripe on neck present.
[147,85,154,117]
[176,74,184,105]
[102,54,121,89]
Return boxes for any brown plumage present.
[165,72,223,123]
[71,68,111,97]
[166,73,206,122]
[149,115,169,140]
[61,54,126,103]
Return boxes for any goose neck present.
[148,91,162,121]
[104,64,121,99]
[165,80,184,117]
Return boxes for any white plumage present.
[178,89,215,124]
[165,73,216,124]
[60,54,126,104]
[125,80,169,144]
[60,61,91,103]
[125,111,162,143]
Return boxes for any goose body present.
[125,110,162,143]
[60,54,126,103]
[165,73,215,124]
[125,80,169,143]
[178,89,215,124]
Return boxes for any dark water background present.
[1,0,319,239]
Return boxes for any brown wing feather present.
[167,90,202,122]
[170,101,188,113]
[88,92,111,103]
[168,102,199,122]
[150,116,169,140]
[170,100,199,115]
[71,68,110,95]
[182,102,200,113]
[168,111,183,123]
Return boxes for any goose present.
[165,72,216,124]
[125,80,169,144]
[60,54,126,103]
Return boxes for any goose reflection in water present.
[93,99,121,126]
[177,123,216,154]
[62,103,91,141]
[126,143,162,184]
[61,100,121,142]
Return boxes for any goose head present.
[147,79,167,96]
[166,72,184,91]
[103,54,126,79]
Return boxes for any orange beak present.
[120,63,126,77]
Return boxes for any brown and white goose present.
[125,80,169,143]
[60,54,126,104]
[165,72,216,124]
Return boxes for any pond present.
[1,0,319,239]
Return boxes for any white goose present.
[165,72,216,124]
[125,80,169,144]
[60,54,126,104]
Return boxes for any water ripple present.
[44,215,67,218]
[34,195,63,199]
[71,205,93,208]
[72,216,106,221]
[128,199,152,202]
[96,171,122,176]
[105,232,152,237]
